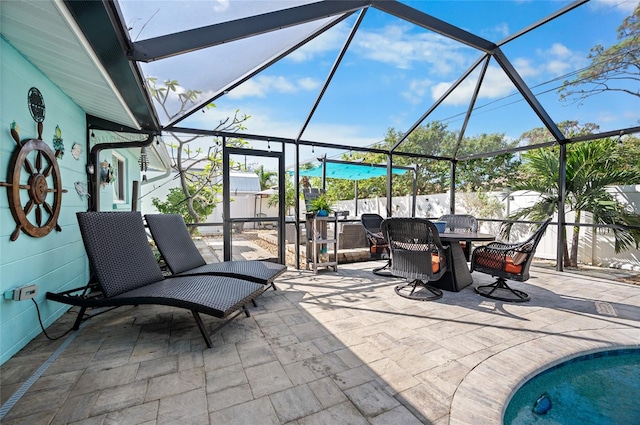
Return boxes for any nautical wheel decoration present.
[0,88,68,241]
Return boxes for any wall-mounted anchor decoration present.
[0,88,68,241]
[52,125,64,158]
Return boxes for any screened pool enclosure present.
[4,0,639,269]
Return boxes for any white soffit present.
[1,0,140,129]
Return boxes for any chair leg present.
[191,310,214,348]
[72,306,87,330]
[395,279,443,301]
[372,260,393,277]
[475,278,530,302]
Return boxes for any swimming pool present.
[504,348,640,424]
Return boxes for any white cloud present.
[431,66,515,106]
[227,79,267,98]
[302,122,381,148]
[482,22,510,40]
[185,102,379,150]
[511,57,541,78]
[532,43,587,77]
[268,76,298,93]
[287,21,351,62]
[402,78,433,105]
[494,22,511,38]
[538,43,576,76]
[425,40,592,107]
[226,75,320,99]
[298,77,320,91]
[597,111,621,123]
[354,24,471,74]
[212,0,230,13]
[477,67,518,98]
[590,0,638,14]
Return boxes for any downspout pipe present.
[449,160,456,214]
[89,133,155,211]
[386,154,392,217]
[411,164,418,217]
[294,142,300,269]
[556,143,567,271]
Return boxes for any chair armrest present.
[479,240,533,252]
[366,231,386,244]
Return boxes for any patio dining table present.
[434,232,496,292]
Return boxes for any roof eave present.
[63,0,160,132]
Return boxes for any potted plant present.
[307,194,334,217]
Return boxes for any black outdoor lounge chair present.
[361,213,391,276]
[471,218,552,302]
[144,213,286,290]
[438,214,478,260]
[46,212,266,347]
[381,217,449,301]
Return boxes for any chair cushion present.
[475,252,523,275]
[504,257,523,274]
[431,253,440,273]
[512,251,528,266]
[512,243,533,265]
[371,244,389,254]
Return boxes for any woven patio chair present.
[381,217,449,301]
[471,218,552,302]
[438,214,478,260]
[361,213,391,276]
[46,212,266,347]
[145,214,286,290]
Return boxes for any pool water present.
[504,349,640,424]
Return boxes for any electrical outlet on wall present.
[3,285,38,301]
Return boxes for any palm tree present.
[267,177,296,216]
[255,165,276,190]
[504,138,640,267]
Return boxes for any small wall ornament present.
[52,125,64,158]
[99,159,115,188]
[0,87,68,241]
[74,181,90,200]
[28,87,45,123]
[71,142,82,160]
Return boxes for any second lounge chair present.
[145,214,286,290]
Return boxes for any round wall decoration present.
[0,89,67,241]
[28,87,46,123]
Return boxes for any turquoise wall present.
[0,38,90,364]
[97,149,144,212]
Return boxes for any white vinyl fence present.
[335,185,640,271]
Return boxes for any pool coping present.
[449,327,640,424]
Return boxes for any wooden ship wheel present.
[0,88,68,241]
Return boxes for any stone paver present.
[1,257,639,424]
[269,384,323,422]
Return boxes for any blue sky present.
[120,0,639,163]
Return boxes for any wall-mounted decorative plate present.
[28,87,45,123]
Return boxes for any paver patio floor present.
[2,259,639,424]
